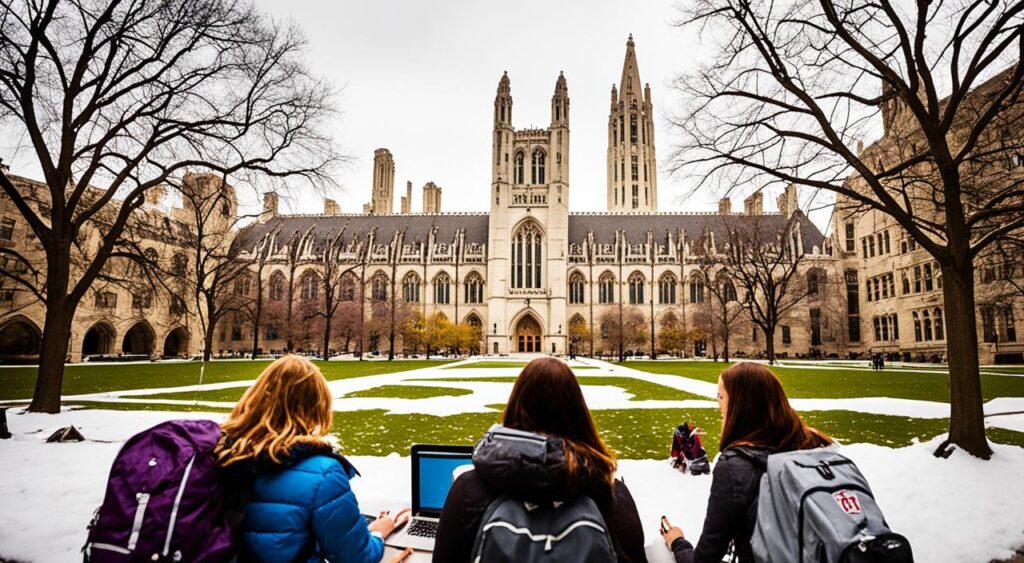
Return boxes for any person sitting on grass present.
[216,355,410,562]
[433,356,648,563]
[660,362,832,563]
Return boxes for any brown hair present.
[502,357,617,490]
[215,355,334,467]
[719,362,832,452]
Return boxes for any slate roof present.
[234,210,826,255]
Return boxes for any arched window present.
[922,309,933,341]
[514,151,525,184]
[689,275,705,304]
[300,271,319,301]
[434,272,451,304]
[233,273,252,296]
[465,273,484,304]
[890,314,900,340]
[658,273,676,304]
[511,223,543,289]
[598,272,615,304]
[143,247,159,266]
[340,273,357,301]
[924,263,933,291]
[934,308,944,340]
[269,271,286,301]
[568,272,585,305]
[628,272,645,304]
[402,273,421,303]
[881,316,889,341]
[531,149,545,184]
[171,252,187,276]
[722,279,737,302]
[913,312,922,341]
[873,317,882,341]
[370,272,388,302]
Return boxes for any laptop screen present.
[415,449,474,514]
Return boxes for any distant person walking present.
[217,355,409,562]
[659,363,832,563]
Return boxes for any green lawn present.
[411,375,708,402]
[60,401,1024,458]
[0,360,452,402]
[628,361,1024,403]
[445,361,598,370]
[342,385,473,400]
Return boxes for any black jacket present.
[432,452,647,563]
[671,447,769,563]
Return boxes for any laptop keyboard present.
[406,519,439,538]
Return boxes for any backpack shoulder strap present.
[470,493,513,559]
[727,446,769,471]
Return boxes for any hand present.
[368,508,412,539]
[661,526,685,547]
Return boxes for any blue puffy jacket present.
[231,447,383,562]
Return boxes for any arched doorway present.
[163,327,190,358]
[0,316,41,361]
[122,321,155,356]
[82,322,115,357]
[513,314,542,353]
[464,313,483,355]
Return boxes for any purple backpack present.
[83,419,236,562]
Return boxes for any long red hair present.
[502,357,617,490]
[719,362,831,452]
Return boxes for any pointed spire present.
[555,70,567,93]
[611,84,618,104]
[619,34,643,103]
[497,70,510,93]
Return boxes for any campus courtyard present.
[1,357,1024,562]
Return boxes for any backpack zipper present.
[481,520,609,551]
[796,484,873,561]
[127,492,151,550]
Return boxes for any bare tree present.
[246,232,276,360]
[167,175,255,362]
[314,229,360,360]
[0,0,339,412]
[672,0,1024,458]
[721,218,811,365]
[696,254,746,362]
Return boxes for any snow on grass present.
[1,408,1022,563]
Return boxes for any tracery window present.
[628,272,645,304]
[531,149,545,184]
[598,272,615,304]
[511,223,543,289]
[465,273,484,304]
[300,271,320,301]
[568,272,585,305]
[434,272,451,304]
[658,273,676,304]
[402,273,421,303]
[514,152,525,184]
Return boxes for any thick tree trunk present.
[29,247,75,413]
[322,314,332,361]
[250,289,263,360]
[764,325,776,365]
[30,299,73,413]
[722,323,731,363]
[203,326,214,363]
[941,262,992,459]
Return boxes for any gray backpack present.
[742,448,913,563]
[470,425,617,563]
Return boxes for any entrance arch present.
[163,327,190,358]
[0,316,41,361]
[82,322,115,357]
[513,313,542,353]
[122,321,155,356]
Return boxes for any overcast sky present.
[4,0,836,231]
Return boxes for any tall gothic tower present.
[369,148,395,214]
[607,34,657,212]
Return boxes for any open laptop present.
[385,444,474,552]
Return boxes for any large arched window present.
[234,273,252,296]
[171,252,187,276]
[807,268,824,296]
[722,278,737,302]
[340,273,357,301]
[402,273,421,303]
[568,272,585,305]
[434,272,451,304]
[531,149,546,184]
[628,272,645,304]
[465,273,484,304]
[511,223,543,289]
[269,271,286,301]
[922,309,933,341]
[514,151,525,184]
[689,275,705,304]
[934,308,944,340]
[913,311,922,341]
[370,272,388,302]
[300,271,320,301]
[598,272,615,304]
[658,273,676,304]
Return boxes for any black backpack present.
[470,425,617,562]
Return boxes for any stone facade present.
[607,35,657,212]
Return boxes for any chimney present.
[324,198,340,215]
[362,202,371,214]
[718,197,731,214]
[261,191,279,222]
[423,182,442,213]
[777,184,799,218]
[400,181,412,214]
[146,185,166,206]
[743,191,763,215]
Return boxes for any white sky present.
[3,0,837,232]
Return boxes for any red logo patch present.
[833,490,862,515]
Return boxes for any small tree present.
[697,258,746,362]
[657,312,687,357]
[424,313,454,358]
[568,319,592,358]
[623,308,649,356]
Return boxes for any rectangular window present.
[862,238,868,259]
[845,223,855,252]
[94,291,117,309]
[1004,307,1017,343]
[631,156,639,181]
[981,308,997,343]
[810,308,822,346]
[913,266,922,293]
[781,325,791,345]
[0,217,14,241]
[924,264,933,291]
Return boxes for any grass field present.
[413,375,708,402]
[627,361,1024,403]
[0,359,453,402]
